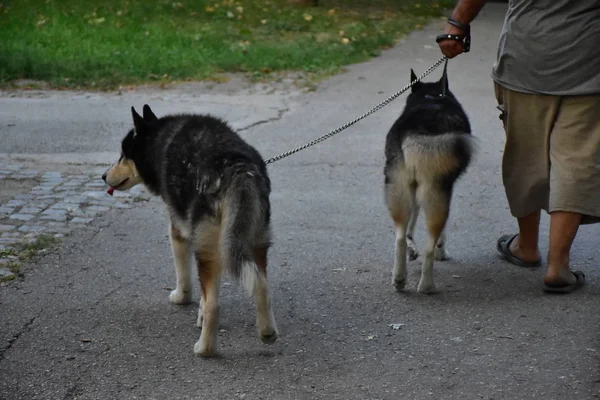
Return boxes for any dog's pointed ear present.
[131,106,148,136]
[440,60,449,95]
[410,68,418,83]
[410,68,421,92]
[142,104,158,123]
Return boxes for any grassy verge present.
[0,0,452,90]
[0,234,60,282]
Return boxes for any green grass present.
[15,234,61,259]
[0,248,18,258]
[1,262,21,282]
[0,234,60,282]
[0,0,453,89]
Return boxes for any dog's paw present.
[434,245,449,261]
[393,277,407,291]
[169,289,192,305]
[407,239,419,260]
[408,247,419,261]
[194,339,217,358]
[417,281,437,294]
[260,328,278,345]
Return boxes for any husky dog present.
[384,64,474,294]
[102,105,278,357]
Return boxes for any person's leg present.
[493,81,560,265]
[544,94,600,291]
[510,211,541,263]
[545,211,582,286]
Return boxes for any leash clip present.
[436,18,471,53]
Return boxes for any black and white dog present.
[384,64,474,294]
[103,105,278,357]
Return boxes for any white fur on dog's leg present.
[418,239,437,294]
[434,230,449,261]
[252,269,278,344]
[169,288,191,305]
[169,227,193,305]
[393,225,408,290]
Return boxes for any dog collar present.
[424,93,446,100]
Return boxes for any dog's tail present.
[220,174,269,295]
[401,132,476,178]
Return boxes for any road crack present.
[0,309,43,362]
[237,103,290,133]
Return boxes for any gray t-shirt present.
[491,0,600,95]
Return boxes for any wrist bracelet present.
[435,17,472,53]
[447,17,470,34]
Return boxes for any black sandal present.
[543,270,586,294]
[496,234,541,267]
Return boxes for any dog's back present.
[384,67,474,294]
[148,114,270,214]
[384,70,473,191]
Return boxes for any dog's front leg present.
[406,205,420,260]
[168,224,193,305]
[434,229,449,261]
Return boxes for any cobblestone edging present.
[0,164,150,280]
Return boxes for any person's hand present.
[438,24,466,58]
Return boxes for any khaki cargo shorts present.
[493,81,600,225]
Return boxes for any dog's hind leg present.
[406,205,420,260]
[194,253,222,357]
[386,180,415,291]
[168,224,193,305]
[390,200,413,291]
[253,246,278,344]
[417,185,450,294]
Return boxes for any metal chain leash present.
[264,55,449,165]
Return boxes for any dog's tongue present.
[107,187,115,196]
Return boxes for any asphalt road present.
[1,3,599,399]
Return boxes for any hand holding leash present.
[436,18,471,58]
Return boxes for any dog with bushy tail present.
[384,62,475,294]
[103,104,278,357]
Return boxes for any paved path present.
[0,165,150,279]
[1,3,599,400]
